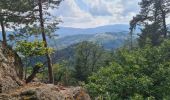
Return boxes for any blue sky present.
[54,0,169,28]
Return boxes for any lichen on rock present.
[0,47,23,93]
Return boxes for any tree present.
[138,23,163,47]
[53,61,77,86]
[0,0,35,48]
[37,0,53,83]
[130,0,170,47]
[15,0,62,83]
[26,62,43,83]
[10,0,62,83]
[0,0,62,83]
[73,41,110,82]
[86,40,170,99]
[36,0,62,83]
[155,0,170,37]
[15,40,53,82]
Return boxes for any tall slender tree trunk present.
[161,11,167,38]
[129,30,133,50]
[0,20,7,48]
[38,0,54,83]
[159,0,167,38]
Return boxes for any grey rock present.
[0,47,91,100]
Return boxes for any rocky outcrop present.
[0,47,91,100]
[0,47,23,93]
[3,46,24,79]
[0,82,91,100]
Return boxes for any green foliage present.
[130,0,170,47]
[15,40,53,57]
[53,61,77,86]
[35,62,44,68]
[36,67,48,82]
[138,23,163,47]
[73,41,111,82]
[15,40,53,80]
[86,40,170,99]
[24,62,45,80]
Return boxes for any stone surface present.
[0,82,91,100]
[0,47,91,100]
[0,47,23,93]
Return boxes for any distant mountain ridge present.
[50,31,129,50]
[56,24,133,37]
[0,24,138,50]
[50,24,133,50]
[0,24,138,39]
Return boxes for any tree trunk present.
[129,30,133,50]
[0,20,7,48]
[26,65,41,83]
[161,11,167,38]
[159,0,167,38]
[38,0,54,83]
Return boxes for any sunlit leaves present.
[15,40,53,57]
[86,40,170,99]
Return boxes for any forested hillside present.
[1,0,170,100]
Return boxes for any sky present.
[53,0,141,28]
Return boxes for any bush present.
[86,40,170,99]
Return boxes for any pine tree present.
[0,0,35,48]
[33,0,62,83]
[130,0,170,47]
[130,0,170,35]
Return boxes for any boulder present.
[0,82,91,100]
[0,47,23,93]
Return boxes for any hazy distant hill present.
[0,24,135,49]
[48,24,134,49]
[52,32,129,63]
[50,31,129,50]
[56,24,131,37]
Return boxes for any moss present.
[20,90,38,100]
[21,95,38,100]
[20,90,36,96]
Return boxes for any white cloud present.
[81,0,125,16]
[54,0,141,28]
[167,17,170,25]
